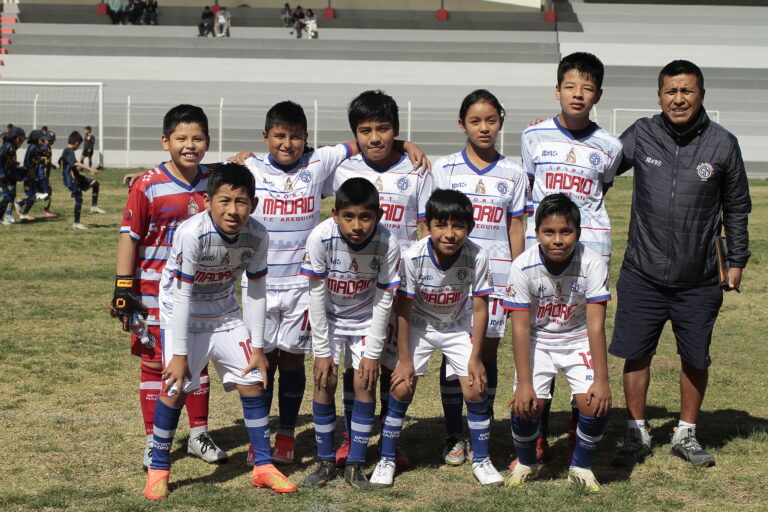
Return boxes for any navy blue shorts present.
[609,267,723,369]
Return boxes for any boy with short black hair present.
[81,126,95,167]
[327,90,433,468]
[112,104,227,471]
[300,177,401,489]
[15,130,47,221]
[0,126,25,225]
[60,130,103,230]
[371,188,503,488]
[505,193,611,492]
[144,163,298,499]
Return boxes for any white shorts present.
[161,324,263,395]
[243,286,312,355]
[341,312,398,372]
[409,327,473,377]
[513,342,594,399]
[485,297,507,339]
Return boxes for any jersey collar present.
[208,211,240,244]
[267,154,301,172]
[461,148,501,175]
[552,116,598,140]
[159,162,203,191]
[427,237,464,271]
[362,152,407,173]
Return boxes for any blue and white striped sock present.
[241,394,272,467]
[312,400,336,460]
[347,400,375,464]
[150,400,182,470]
[571,413,609,469]
[466,398,491,462]
[380,397,410,461]
[511,413,540,466]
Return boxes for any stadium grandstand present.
[0,0,766,173]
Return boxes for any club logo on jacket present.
[696,162,714,181]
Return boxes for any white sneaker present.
[568,465,601,492]
[369,458,396,487]
[505,460,540,486]
[36,192,49,200]
[471,457,503,486]
[90,206,106,214]
[442,434,466,465]
[19,214,35,221]
[72,223,88,230]
[143,434,153,470]
[187,431,228,464]
[2,217,13,226]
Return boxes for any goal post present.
[0,81,104,167]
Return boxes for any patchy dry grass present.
[0,172,766,511]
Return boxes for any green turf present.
[0,170,765,511]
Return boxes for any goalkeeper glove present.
[111,275,147,331]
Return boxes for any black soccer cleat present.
[302,459,337,487]
[344,462,371,490]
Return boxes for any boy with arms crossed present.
[521,52,621,461]
[372,188,504,488]
[300,177,401,489]
[505,193,611,492]
[112,105,226,470]
[327,90,433,468]
[144,164,297,499]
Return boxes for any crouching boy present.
[505,193,611,492]
[300,177,401,490]
[371,188,504,488]
[144,164,297,500]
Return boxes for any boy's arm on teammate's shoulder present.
[227,151,257,165]
[394,140,431,173]
[585,302,611,417]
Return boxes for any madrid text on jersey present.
[327,276,376,295]
[545,168,595,196]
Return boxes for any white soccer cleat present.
[2,216,14,226]
[568,465,601,493]
[19,214,35,221]
[505,460,540,487]
[36,192,49,200]
[369,458,396,487]
[187,431,228,464]
[143,434,153,470]
[90,206,106,214]
[471,457,504,486]
[72,222,88,230]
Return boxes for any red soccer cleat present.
[252,463,298,493]
[143,469,170,500]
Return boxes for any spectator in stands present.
[280,3,292,27]
[198,6,215,37]
[143,0,159,25]
[290,5,305,38]
[304,9,318,38]
[106,0,125,24]
[126,0,144,25]
[215,7,232,37]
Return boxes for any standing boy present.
[81,126,96,168]
[60,131,104,230]
[0,126,25,225]
[505,193,612,492]
[520,52,622,461]
[112,105,226,470]
[144,164,297,499]
[300,177,401,489]
[371,188,503,487]
[15,130,47,221]
[327,90,433,467]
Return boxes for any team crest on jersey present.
[176,252,183,266]
[457,269,467,282]
[221,253,230,265]
[506,283,515,297]
[475,179,486,194]
[555,281,562,296]
[375,176,384,192]
[496,182,508,195]
[537,283,546,298]
[284,177,294,191]
[589,152,601,166]
[299,170,312,183]
[486,270,493,286]
[303,251,311,263]
[187,197,199,215]
[241,251,251,263]
[571,279,580,293]
[370,257,381,271]
[349,258,359,272]
[397,177,410,191]
[123,208,133,221]
[566,147,577,164]
[696,162,714,180]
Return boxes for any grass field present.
[1,170,766,512]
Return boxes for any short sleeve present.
[520,132,535,178]
[417,169,434,221]
[299,227,327,279]
[171,229,201,285]
[316,143,351,184]
[617,123,637,176]
[603,144,623,186]
[503,263,531,310]
[431,156,450,191]
[472,248,493,297]
[507,165,528,218]
[321,170,337,199]
[120,178,151,241]
[585,255,611,303]
[377,231,401,290]
[398,252,417,299]
[245,223,269,280]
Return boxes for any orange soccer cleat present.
[252,463,298,493]
[144,469,170,500]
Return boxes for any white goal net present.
[0,81,103,166]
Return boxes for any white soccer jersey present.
[522,117,622,260]
[503,243,610,347]
[399,237,493,331]
[433,149,528,297]
[245,143,350,291]
[325,153,433,252]
[160,211,268,332]
[300,218,400,335]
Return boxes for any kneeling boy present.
[144,164,297,500]
[372,188,504,488]
[300,177,401,489]
[505,193,611,492]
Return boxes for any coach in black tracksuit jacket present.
[609,60,751,468]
